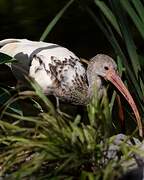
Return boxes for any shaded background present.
[0,0,112,59]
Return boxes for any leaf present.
[120,0,144,39]
[111,0,141,79]
[0,88,23,116]
[40,0,75,41]
[94,0,121,36]
[131,0,144,23]
[0,52,16,64]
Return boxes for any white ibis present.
[0,39,143,137]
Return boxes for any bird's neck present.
[86,66,103,101]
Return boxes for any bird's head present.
[89,54,117,78]
[87,54,143,137]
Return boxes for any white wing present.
[0,39,86,94]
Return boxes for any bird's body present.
[0,39,90,104]
[0,38,143,136]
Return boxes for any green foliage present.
[0,82,131,180]
[86,0,144,115]
[40,0,75,41]
[0,53,22,116]
[0,52,16,64]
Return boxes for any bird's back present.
[0,39,88,103]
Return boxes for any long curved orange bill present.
[106,69,143,137]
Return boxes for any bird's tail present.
[0,39,28,47]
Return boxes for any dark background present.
[0,0,112,60]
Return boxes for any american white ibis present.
[0,39,143,136]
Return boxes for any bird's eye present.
[104,66,109,70]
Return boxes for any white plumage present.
[0,39,87,99]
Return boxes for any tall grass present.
[0,81,139,179]
[85,0,144,115]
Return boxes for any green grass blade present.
[131,0,144,23]
[94,0,121,36]
[111,0,141,79]
[0,88,23,116]
[120,0,144,39]
[40,0,75,41]
[0,52,16,64]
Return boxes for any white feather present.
[0,39,86,94]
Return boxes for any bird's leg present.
[56,97,60,111]
[55,97,72,118]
